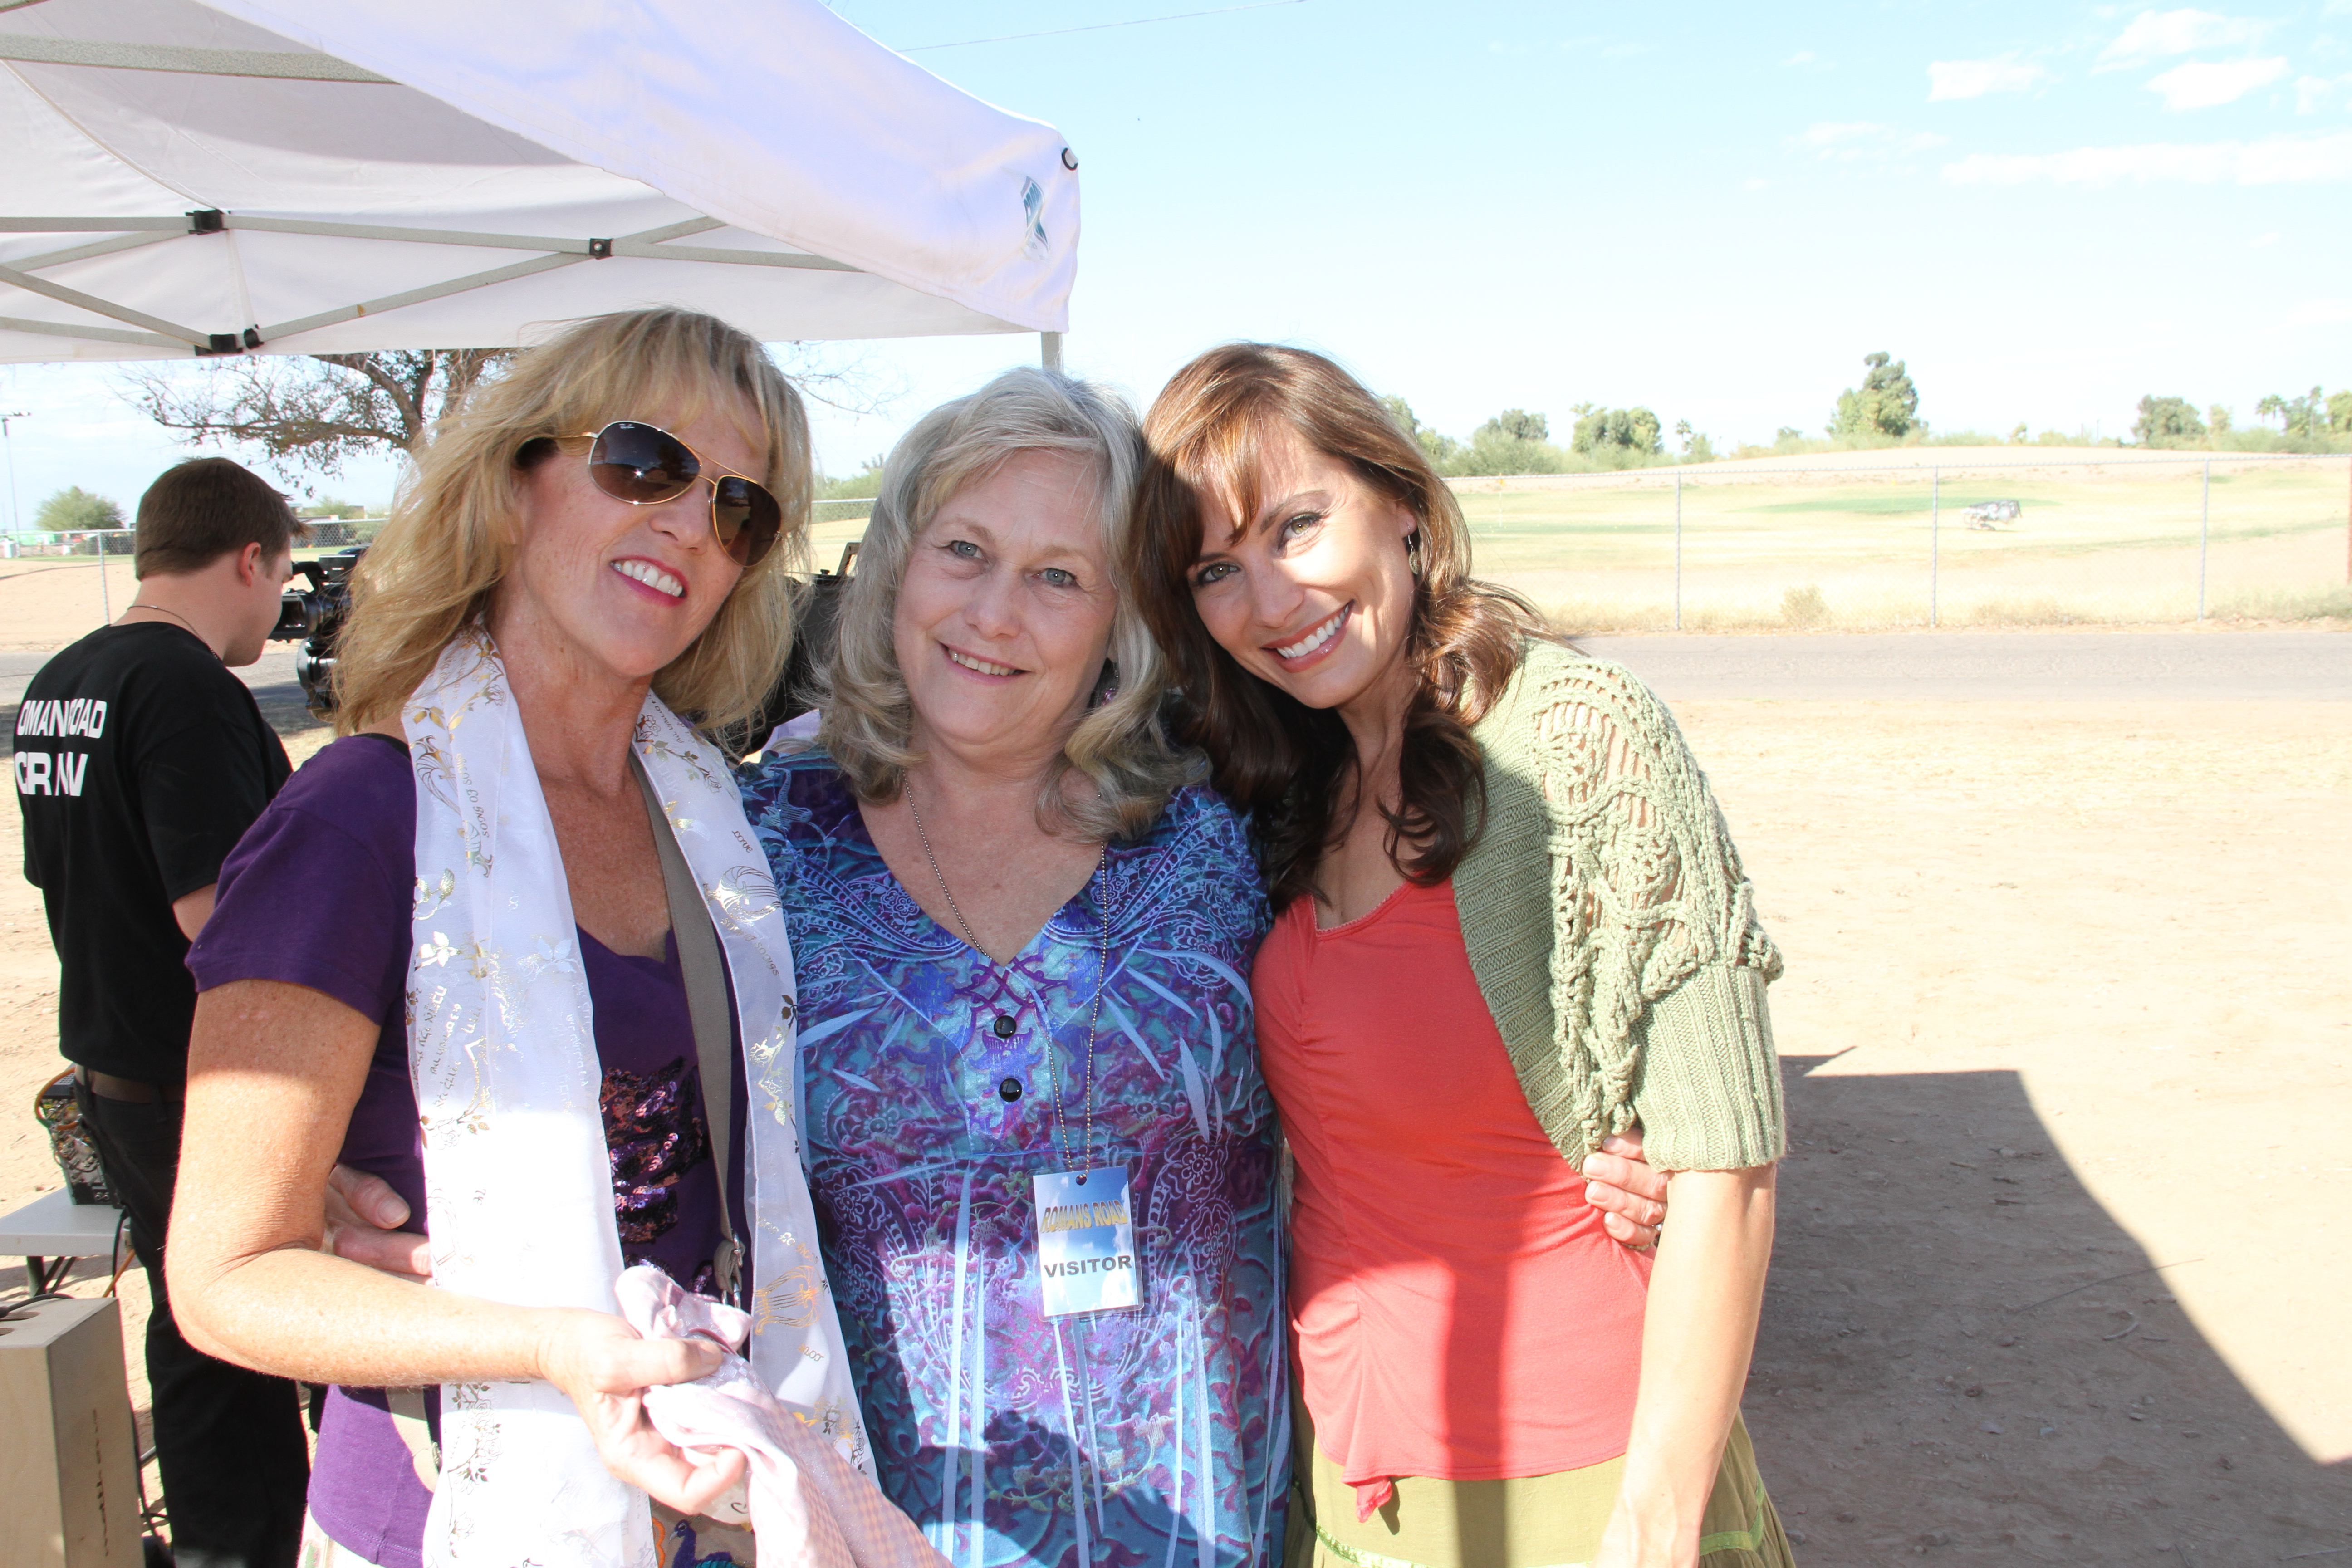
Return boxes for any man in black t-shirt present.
[16,458,308,1568]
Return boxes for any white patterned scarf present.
[402,630,870,1568]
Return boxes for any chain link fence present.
[1455,452,2352,632]
[11,458,2345,640]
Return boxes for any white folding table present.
[0,1187,129,1296]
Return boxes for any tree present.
[35,486,124,531]
[2258,386,2330,438]
[126,343,893,481]
[1450,409,1566,477]
[127,350,511,478]
[2132,395,2206,447]
[1571,404,1663,456]
[2330,390,2352,435]
[1830,351,1919,438]
[2208,405,2232,436]
[2292,385,2327,438]
[1480,409,1549,443]
[1379,395,1462,466]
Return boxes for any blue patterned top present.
[739,753,1287,1568]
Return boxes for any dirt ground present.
[1674,697,2352,1564]
[3,677,2347,1563]
[0,557,142,651]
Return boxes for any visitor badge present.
[1033,1166,1139,1317]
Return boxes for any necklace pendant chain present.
[128,602,201,635]
[906,777,1114,1171]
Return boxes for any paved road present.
[3,644,323,753]
[1578,630,2351,702]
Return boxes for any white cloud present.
[1928,54,2052,100]
[1743,177,1770,190]
[2147,56,2289,108]
[2248,230,2281,247]
[1784,50,1833,70]
[1800,121,1882,147]
[2288,299,2352,325]
[2298,73,2352,113]
[1799,122,1950,162]
[1942,130,2352,185]
[2097,9,2267,68]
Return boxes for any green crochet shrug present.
[1453,641,1787,1173]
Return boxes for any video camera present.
[263,541,855,755]
[269,545,364,719]
[713,543,854,761]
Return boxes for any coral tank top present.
[1253,878,1651,1511]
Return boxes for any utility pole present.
[1,410,26,539]
[1929,467,1940,629]
[2198,459,2210,621]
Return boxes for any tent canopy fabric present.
[0,0,1078,363]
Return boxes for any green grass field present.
[1457,461,2352,630]
[181,458,2352,634]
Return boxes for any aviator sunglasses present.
[549,420,784,568]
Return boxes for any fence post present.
[1673,470,1683,631]
[2198,458,2210,622]
[97,533,111,622]
[1929,467,1940,629]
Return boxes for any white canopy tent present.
[0,0,1078,365]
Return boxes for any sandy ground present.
[3,651,2347,1562]
[1676,698,2352,1564]
[0,556,142,650]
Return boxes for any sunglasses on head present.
[552,420,784,568]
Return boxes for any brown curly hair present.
[1136,343,1548,908]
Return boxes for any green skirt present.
[1284,1404,1796,1568]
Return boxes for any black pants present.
[77,1080,310,1568]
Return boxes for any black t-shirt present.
[15,622,290,1084]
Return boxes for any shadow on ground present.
[1750,1055,2352,1565]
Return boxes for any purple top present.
[189,734,742,1568]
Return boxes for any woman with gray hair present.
[738,367,1288,1566]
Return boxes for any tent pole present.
[1041,333,1064,374]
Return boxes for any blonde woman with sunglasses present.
[164,309,891,1568]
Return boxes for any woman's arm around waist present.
[167,977,742,1513]
[1594,1161,1777,1568]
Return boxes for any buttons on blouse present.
[992,1014,1017,1039]
[998,1078,1024,1102]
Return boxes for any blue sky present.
[5,0,2348,521]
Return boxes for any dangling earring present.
[1406,529,1424,577]
[1088,658,1120,709]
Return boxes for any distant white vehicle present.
[1964,499,2022,527]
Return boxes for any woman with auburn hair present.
[1135,344,1795,1568]
[164,308,904,1568]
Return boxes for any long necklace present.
[126,602,200,635]
[906,776,1112,1169]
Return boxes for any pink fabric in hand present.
[613,1264,946,1568]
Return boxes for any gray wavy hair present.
[816,367,1196,840]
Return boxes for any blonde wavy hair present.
[333,308,812,735]
[818,367,1193,841]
